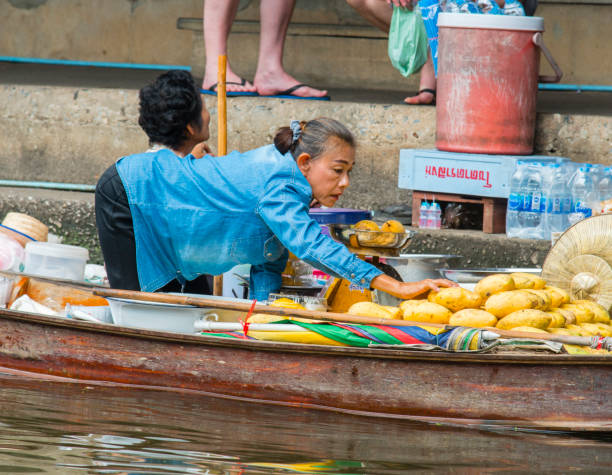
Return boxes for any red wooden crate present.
[412,190,507,234]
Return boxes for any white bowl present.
[107,294,252,334]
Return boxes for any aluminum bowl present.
[438,268,541,284]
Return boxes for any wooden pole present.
[213,55,228,297]
[92,287,607,348]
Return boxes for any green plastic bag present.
[388,7,428,77]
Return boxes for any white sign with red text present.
[398,149,565,198]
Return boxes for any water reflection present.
[0,372,610,474]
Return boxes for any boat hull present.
[0,309,610,432]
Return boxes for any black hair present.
[138,70,203,149]
[274,118,355,160]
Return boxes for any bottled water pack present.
[506,159,607,241]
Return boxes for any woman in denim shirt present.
[96,70,455,301]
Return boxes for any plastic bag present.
[388,7,429,78]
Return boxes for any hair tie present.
[290,120,302,144]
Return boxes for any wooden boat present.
[0,273,610,432]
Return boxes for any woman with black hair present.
[95,70,455,300]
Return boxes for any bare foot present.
[202,66,256,93]
[254,70,327,97]
[404,90,436,105]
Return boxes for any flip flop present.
[404,88,436,106]
[200,78,259,97]
[260,84,331,101]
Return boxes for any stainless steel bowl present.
[328,224,415,251]
[375,254,462,307]
[438,268,541,284]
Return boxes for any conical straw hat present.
[0,212,48,246]
[542,214,612,311]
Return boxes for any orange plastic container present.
[435,13,562,155]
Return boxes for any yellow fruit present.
[523,289,552,311]
[571,300,611,324]
[428,287,482,312]
[372,233,397,247]
[399,300,426,312]
[474,274,516,298]
[548,327,574,336]
[269,298,306,310]
[510,273,535,290]
[496,309,552,330]
[449,309,497,328]
[354,220,380,231]
[561,304,594,324]
[580,323,612,337]
[511,272,546,290]
[550,307,576,326]
[348,301,400,320]
[593,323,612,335]
[565,324,592,337]
[546,311,566,328]
[382,305,402,319]
[401,301,452,324]
[380,220,405,233]
[484,290,540,318]
[509,326,549,334]
[544,286,571,306]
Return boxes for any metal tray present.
[438,268,541,284]
[328,224,415,256]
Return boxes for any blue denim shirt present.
[116,145,382,300]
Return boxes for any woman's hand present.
[191,142,213,159]
[371,274,458,300]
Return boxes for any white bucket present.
[24,242,89,282]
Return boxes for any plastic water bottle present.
[598,167,612,201]
[506,161,526,238]
[431,202,442,229]
[419,201,430,228]
[545,163,571,238]
[518,162,544,238]
[569,167,594,225]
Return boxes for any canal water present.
[0,373,610,474]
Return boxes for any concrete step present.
[1,63,611,213]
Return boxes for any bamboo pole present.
[92,287,609,348]
[213,55,228,297]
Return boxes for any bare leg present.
[346,0,392,32]
[347,0,436,105]
[202,0,256,92]
[404,54,436,105]
[253,0,327,97]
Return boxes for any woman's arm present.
[371,274,458,300]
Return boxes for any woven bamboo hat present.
[541,214,612,311]
[0,212,48,246]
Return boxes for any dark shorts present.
[94,163,213,294]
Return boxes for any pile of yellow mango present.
[348,272,612,338]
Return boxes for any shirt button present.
[360,278,366,284]
[350,273,356,278]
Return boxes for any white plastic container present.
[24,242,89,281]
[107,294,252,334]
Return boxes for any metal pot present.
[376,254,462,306]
